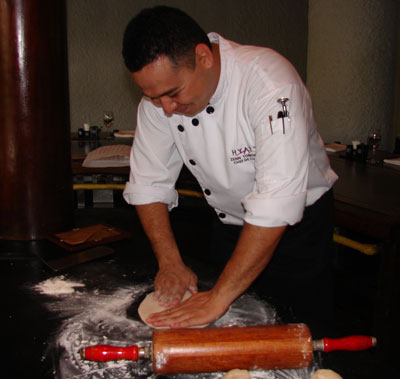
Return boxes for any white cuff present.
[123,182,179,211]
[243,191,307,227]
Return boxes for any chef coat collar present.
[207,32,228,108]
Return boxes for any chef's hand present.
[154,262,198,307]
[146,290,230,328]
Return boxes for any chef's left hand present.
[145,290,230,328]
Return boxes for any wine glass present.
[367,128,381,154]
[103,111,114,134]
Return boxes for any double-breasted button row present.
[177,120,199,131]
[179,108,214,193]
[177,106,215,132]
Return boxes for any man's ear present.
[195,43,214,68]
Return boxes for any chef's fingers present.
[145,309,178,327]
[154,277,187,306]
[149,306,214,328]
[153,265,198,306]
[152,292,201,317]
[188,284,198,294]
[147,291,227,328]
[147,309,194,328]
[155,286,186,307]
[184,269,198,295]
[146,301,187,325]
[168,305,225,328]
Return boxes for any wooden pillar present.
[0,0,73,239]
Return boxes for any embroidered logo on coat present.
[230,145,256,165]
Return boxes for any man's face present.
[132,54,215,117]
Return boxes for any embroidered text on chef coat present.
[230,145,256,165]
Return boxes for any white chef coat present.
[123,33,338,227]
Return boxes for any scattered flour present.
[34,275,85,295]
[33,276,318,379]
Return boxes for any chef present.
[122,5,338,338]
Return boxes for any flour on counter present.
[34,275,85,295]
[33,276,317,379]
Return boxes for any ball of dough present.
[311,369,343,379]
[222,369,252,378]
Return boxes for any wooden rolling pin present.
[81,324,376,374]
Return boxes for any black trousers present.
[208,189,336,339]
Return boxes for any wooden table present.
[330,153,400,236]
[327,153,399,363]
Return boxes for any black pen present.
[269,115,273,135]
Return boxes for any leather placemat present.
[47,224,131,252]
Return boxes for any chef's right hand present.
[154,263,198,307]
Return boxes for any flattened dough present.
[311,369,343,379]
[138,291,208,329]
[222,369,252,378]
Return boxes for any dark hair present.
[122,6,212,72]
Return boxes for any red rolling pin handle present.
[322,336,376,352]
[81,344,139,362]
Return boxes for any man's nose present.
[160,97,178,115]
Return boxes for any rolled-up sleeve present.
[242,83,312,227]
[123,100,183,211]
[123,182,179,210]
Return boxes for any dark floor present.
[1,200,395,378]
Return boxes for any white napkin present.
[325,143,347,153]
[383,157,400,166]
[114,130,135,138]
[82,145,131,167]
